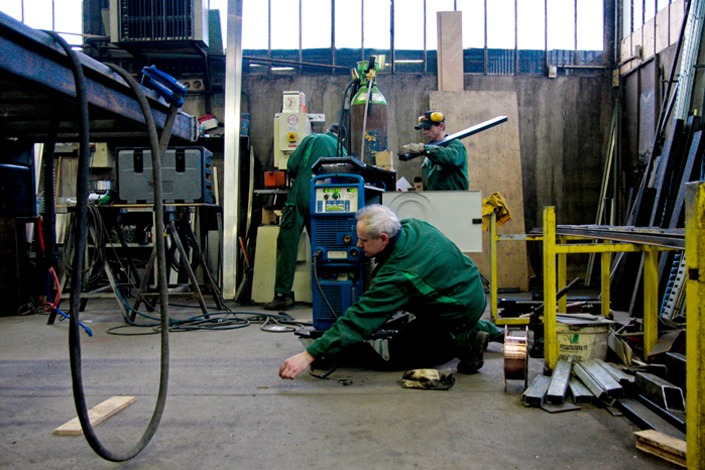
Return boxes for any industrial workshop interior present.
[1,0,704,468]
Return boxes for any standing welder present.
[264,123,347,311]
[398,110,469,191]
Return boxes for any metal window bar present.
[238,0,612,75]
[574,0,578,65]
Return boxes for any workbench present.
[60,203,222,322]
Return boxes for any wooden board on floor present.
[430,91,529,291]
[634,429,686,467]
[53,395,136,436]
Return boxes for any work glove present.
[398,143,427,161]
[401,368,455,390]
[481,192,513,231]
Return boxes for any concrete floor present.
[0,297,679,470]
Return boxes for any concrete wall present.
[217,72,613,282]
[237,73,612,226]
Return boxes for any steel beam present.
[546,359,572,404]
[685,181,705,469]
[0,12,197,143]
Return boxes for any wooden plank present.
[634,429,686,467]
[430,91,528,291]
[655,7,670,53]
[53,396,136,436]
[436,12,463,92]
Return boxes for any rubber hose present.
[47,30,175,462]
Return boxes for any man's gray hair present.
[356,204,401,238]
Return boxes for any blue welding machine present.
[309,173,367,330]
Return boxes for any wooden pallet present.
[634,429,686,467]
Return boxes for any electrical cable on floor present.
[105,306,307,335]
[46,30,176,462]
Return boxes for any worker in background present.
[264,123,347,311]
[398,110,469,191]
[279,204,500,379]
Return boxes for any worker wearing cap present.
[264,123,346,311]
[399,110,469,191]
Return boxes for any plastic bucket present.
[556,320,609,363]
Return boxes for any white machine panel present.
[273,111,312,170]
[382,191,483,252]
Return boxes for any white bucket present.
[556,317,610,363]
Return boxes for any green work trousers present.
[273,202,311,295]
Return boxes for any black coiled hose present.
[47,31,176,462]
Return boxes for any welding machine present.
[309,172,367,330]
[307,156,394,330]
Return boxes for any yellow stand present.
[685,182,704,469]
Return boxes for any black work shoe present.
[457,331,489,374]
[263,293,294,311]
[490,329,505,344]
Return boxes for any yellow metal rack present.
[487,186,704,466]
[684,181,704,468]
[540,207,682,370]
[488,211,542,326]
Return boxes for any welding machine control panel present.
[314,186,360,213]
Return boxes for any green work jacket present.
[421,138,469,190]
[287,131,344,211]
[306,218,486,359]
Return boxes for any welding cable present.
[53,306,93,337]
[311,250,339,321]
[260,315,299,333]
[46,30,175,462]
[337,78,357,157]
[106,309,306,335]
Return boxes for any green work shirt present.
[306,218,486,359]
[287,131,344,211]
[422,138,469,190]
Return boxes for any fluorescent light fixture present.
[394,59,423,64]
[272,66,295,71]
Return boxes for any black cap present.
[327,123,346,139]
[414,110,445,129]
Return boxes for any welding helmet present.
[415,110,445,129]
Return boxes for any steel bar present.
[522,374,550,407]
[555,225,685,249]
[573,362,606,400]
[594,359,635,389]
[436,116,508,146]
[617,398,685,440]
[569,377,593,404]
[546,359,572,404]
[662,352,687,391]
[638,394,687,433]
[399,116,508,161]
[581,359,624,398]
[635,372,686,412]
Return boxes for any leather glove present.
[401,368,455,390]
[398,143,426,161]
